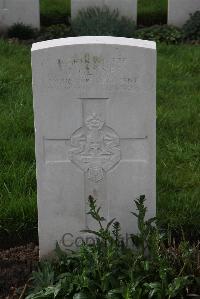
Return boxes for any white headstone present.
[0,0,6,10]
[0,0,40,31]
[31,36,156,257]
[0,0,7,31]
[71,0,137,21]
[168,0,200,27]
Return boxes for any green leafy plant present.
[134,25,183,44]
[7,23,38,40]
[25,195,200,299]
[183,11,200,41]
[39,24,73,41]
[72,6,136,37]
[30,262,55,293]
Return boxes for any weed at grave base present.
[25,196,200,299]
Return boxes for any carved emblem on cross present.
[69,113,121,183]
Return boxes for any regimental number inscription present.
[69,113,121,183]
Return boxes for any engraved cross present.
[44,97,147,229]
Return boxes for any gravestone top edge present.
[31,36,156,52]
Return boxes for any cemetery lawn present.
[138,0,168,25]
[0,39,200,245]
[40,0,71,15]
[40,0,71,25]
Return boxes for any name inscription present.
[45,53,138,92]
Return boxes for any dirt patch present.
[0,243,38,299]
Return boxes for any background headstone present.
[0,0,40,31]
[168,0,200,27]
[32,36,156,257]
[0,0,7,32]
[71,0,137,21]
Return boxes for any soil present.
[0,243,39,299]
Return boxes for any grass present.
[0,41,37,246]
[138,0,168,26]
[40,0,71,26]
[0,39,199,245]
[157,45,200,235]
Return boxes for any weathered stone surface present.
[31,36,156,257]
[168,0,200,27]
[0,0,40,31]
[71,0,137,21]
